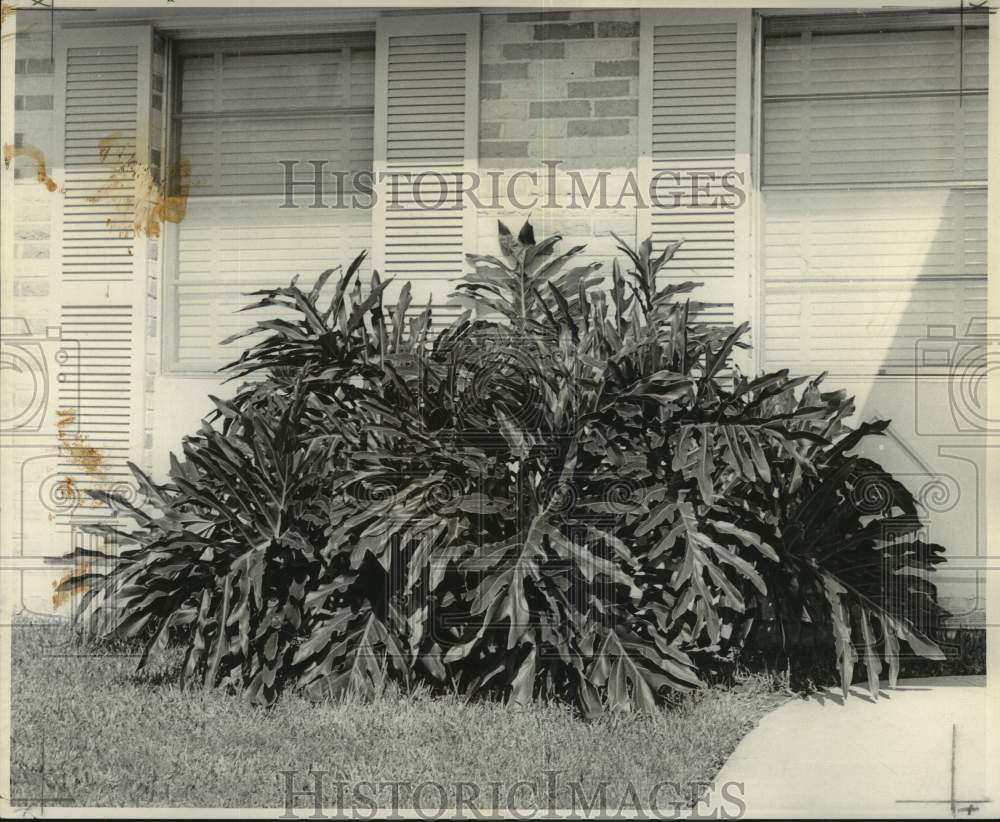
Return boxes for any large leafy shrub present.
[65,222,946,713]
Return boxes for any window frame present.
[160,30,376,377]
[753,10,990,380]
[759,15,989,192]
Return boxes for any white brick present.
[479,44,506,62]
[525,59,592,82]
[501,78,568,102]
[569,9,639,24]
[15,74,55,96]
[480,100,528,122]
[565,40,637,61]
[502,118,566,140]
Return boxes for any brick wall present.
[4,18,62,613]
[8,26,58,333]
[477,9,641,269]
[143,36,168,464]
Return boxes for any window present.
[165,34,375,372]
[759,13,988,376]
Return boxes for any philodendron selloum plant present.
[62,220,946,713]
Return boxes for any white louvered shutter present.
[52,26,154,552]
[760,16,988,377]
[373,13,479,323]
[638,9,753,347]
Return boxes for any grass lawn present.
[9,618,787,813]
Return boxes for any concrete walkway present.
[706,676,990,818]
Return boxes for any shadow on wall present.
[761,185,991,626]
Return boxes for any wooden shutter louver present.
[53,27,153,543]
[373,14,479,324]
[62,44,140,283]
[639,10,752,341]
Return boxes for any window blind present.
[167,35,375,373]
[760,15,989,377]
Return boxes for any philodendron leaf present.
[858,607,882,699]
[899,623,946,661]
[498,220,516,257]
[517,220,536,247]
[509,644,537,707]
[883,616,901,688]
[822,574,855,699]
[77,228,953,716]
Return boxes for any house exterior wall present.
[4,15,163,614]
[0,7,990,623]
[5,23,62,614]
[9,28,56,332]
[476,9,640,266]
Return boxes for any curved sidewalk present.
[708,676,989,818]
